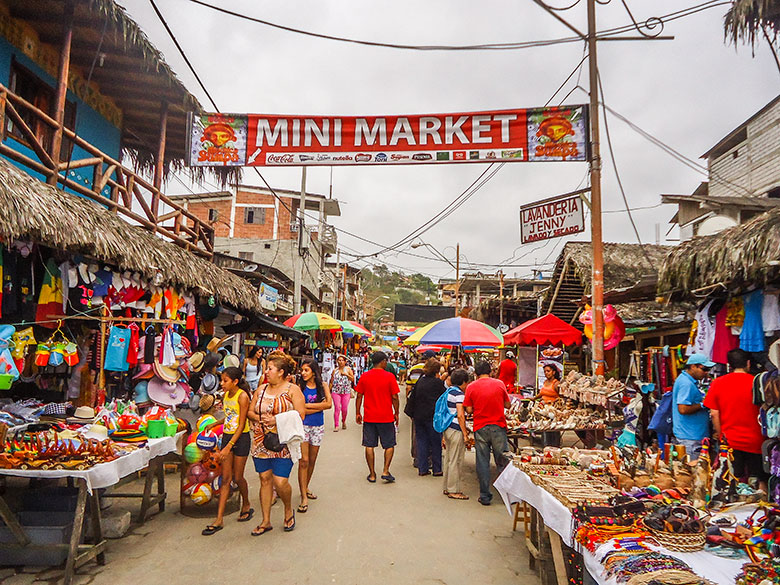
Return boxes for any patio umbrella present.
[415,344,450,353]
[339,320,371,337]
[502,314,582,347]
[404,317,503,347]
[283,312,342,331]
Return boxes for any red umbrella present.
[503,314,582,347]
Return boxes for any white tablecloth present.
[0,434,182,493]
[494,465,745,585]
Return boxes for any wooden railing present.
[0,84,214,257]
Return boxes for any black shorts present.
[731,449,769,482]
[221,432,251,457]
[362,422,397,449]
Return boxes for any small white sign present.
[520,193,585,244]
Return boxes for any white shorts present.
[304,424,324,447]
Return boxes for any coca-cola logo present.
[355,153,372,162]
[267,154,294,164]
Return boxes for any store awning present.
[503,314,583,347]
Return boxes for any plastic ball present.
[182,481,196,495]
[187,463,209,483]
[183,442,203,464]
[211,474,222,493]
[190,483,213,505]
[200,451,221,473]
[186,431,198,445]
[197,415,217,433]
[196,430,219,451]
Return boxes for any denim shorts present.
[253,457,294,478]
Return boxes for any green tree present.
[724,0,780,73]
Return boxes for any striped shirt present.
[446,386,465,432]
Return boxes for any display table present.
[494,464,745,585]
[0,434,182,585]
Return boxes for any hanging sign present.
[519,189,587,244]
[186,106,589,167]
[258,283,278,311]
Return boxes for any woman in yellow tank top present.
[202,366,253,536]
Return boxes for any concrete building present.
[438,273,549,321]
[663,95,780,240]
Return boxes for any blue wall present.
[0,35,121,197]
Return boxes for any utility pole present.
[294,167,307,315]
[341,264,348,320]
[498,270,505,326]
[587,0,605,376]
[454,243,460,316]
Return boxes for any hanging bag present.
[259,384,287,452]
[104,325,131,372]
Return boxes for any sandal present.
[306,491,318,500]
[367,474,377,483]
[297,504,308,513]
[237,508,254,522]
[251,525,273,536]
[284,512,296,532]
[201,524,223,536]
[447,492,470,500]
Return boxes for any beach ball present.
[184,442,203,464]
[190,483,213,505]
[196,430,218,451]
[182,481,196,496]
[197,415,217,433]
[211,474,222,494]
[200,451,221,473]
[187,463,209,484]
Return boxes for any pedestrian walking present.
[330,355,354,431]
[297,357,332,513]
[243,346,265,391]
[201,366,253,535]
[356,351,400,483]
[464,360,510,506]
[442,368,471,500]
[498,351,518,394]
[248,352,306,535]
[413,358,446,477]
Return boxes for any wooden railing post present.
[48,0,74,185]
[152,101,168,216]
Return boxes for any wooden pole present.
[587,0,605,375]
[152,101,168,213]
[48,0,74,185]
[341,264,348,320]
[499,270,505,325]
[455,243,460,316]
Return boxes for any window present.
[768,186,780,199]
[244,207,266,224]
[8,59,76,159]
[238,251,254,260]
[208,208,218,222]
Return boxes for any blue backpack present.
[433,387,457,433]
[648,390,673,436]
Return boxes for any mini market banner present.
[186,106,589,167]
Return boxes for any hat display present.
[133,363,154,380]
[201,372,219,394]
[202,352,222,371]
[206,334,234,354]
[134,380,150,404]
[223,354,240,369]
[686,354,716,368]
[189,351,206,373]
[148,378,188,406]
[67,406,96,424]
[153,360,180,383]
[83,424,109,441]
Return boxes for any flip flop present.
[201,524,223,536]
[447,493,470,500]
[367,474,377,483]
[306,491,318,500]
[381,473,396,483]
[297,504,308,513]
[432,472,444,477]
[284,512,296,532]
[251,525,273,536]
[238,508,254,522]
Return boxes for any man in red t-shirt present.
[703,348,766,490]
[356,351,400,483]
[497,351,518,393]
[464,360,511,505]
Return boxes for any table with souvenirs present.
[494,444,777,585]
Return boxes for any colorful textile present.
[740,291,766,352]
[712,304,739,365]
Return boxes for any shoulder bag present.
[258,383,287,452]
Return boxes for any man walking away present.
[498,351,518,394]
[356,351,400,483]
[672,353,714,462]
[464,360,510,505]
[704,348,767,491]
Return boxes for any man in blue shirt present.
[672,353,714,461]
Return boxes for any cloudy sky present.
[124,0,778,281]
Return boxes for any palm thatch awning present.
[0,157,266,318]
[658,207,780,299]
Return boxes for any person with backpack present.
[413,358,446,476]
[436,368,471,500]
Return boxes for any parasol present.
[502,314,582,347]
[339,320,371,337]
[283,312,342,331]
[404,317,503,347]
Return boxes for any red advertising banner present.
[187,106,588,167]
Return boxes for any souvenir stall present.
[0,164,282,583]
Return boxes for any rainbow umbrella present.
[415,344,451,354]
[339,320,371,337]
[404,317,503,347]
[284,312,342,331]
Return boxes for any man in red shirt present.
[703,348,766,490]
[356,351,400,483]
[497,351,518,393]
[464,360,511,505]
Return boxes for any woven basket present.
[639,519,706,552]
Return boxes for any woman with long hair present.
[247,352,305,535]
[243,346,265,391]
[329,355,354,431]
[201,366,253,535]
[296,357,332,513]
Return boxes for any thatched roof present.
[0,157,263,317]
[658,207,780,298]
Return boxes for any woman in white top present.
[243,346,265,391]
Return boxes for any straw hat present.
[148,378,188,406]
[223,354,240,369]
[67,406,95,424]
[153,361,180,383]
[83,424,109,441]
[189,351,206,373]
[206,335,234,354]
[133,364,154,380]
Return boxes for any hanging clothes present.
[35,258,64,327]
[740,290,766,352]
[126,324,140,366]
[725,297,745,327]
[689,299,716,358]
[762,292,780,334]
[712,303,739,364]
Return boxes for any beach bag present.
[433,387,457,433]
[104,326,131,372]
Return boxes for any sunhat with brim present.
[133,364,154,380]
[202,352,222,371]
[201,372,219,394]
[686,354,716,368]
[206,334,235,354]
[66,406,96,424]
[153,361,180,383]
[134,380,150,404]
[83,424,109,441]
[148,378,188,406]
[223,354,240,369]
[189,351,206,373]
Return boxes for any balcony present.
[0,84,214,256]
[320,224,337,254]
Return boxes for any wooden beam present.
[4,102,56,169]
[546,259,569,315]
[48,0,74,185]
[58,156,103,171]
[152,101,168,203]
